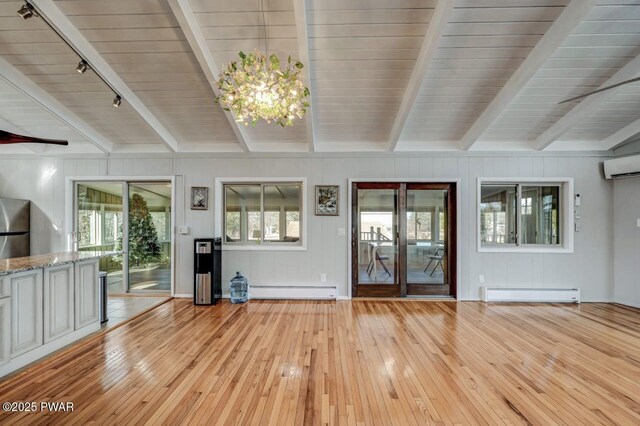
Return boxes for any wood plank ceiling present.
[0,0,638,154]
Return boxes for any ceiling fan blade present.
[0,130,68,146]
[558,76,640,104]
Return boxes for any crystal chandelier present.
[215,51,310,127]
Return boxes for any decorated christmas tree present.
[115,193,160,266]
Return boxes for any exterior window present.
[480,182,563,249]
[224,182,303,246]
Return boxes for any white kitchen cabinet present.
[9,270,43,357]
[44,264,75,343]
[75,260,99,329]
[0,298,9,367]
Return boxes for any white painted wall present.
[613,178,640,308]
[0,153,614,301]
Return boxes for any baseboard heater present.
[249,285,337,300]
[482,287,580,303]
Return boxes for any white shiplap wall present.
[0,153,613,301]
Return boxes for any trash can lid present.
[99,271,107,278]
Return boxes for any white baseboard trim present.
[337,296,351,300]
[249,285,337,300]
[483,287,580,303]
[0,321,100,378]
[614,300,640,309]
[173,294,194,298]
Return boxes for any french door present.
[351,182,456,298]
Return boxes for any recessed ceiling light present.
[113,95,122,108]
[17,3,36,19]
[76,60,89,74]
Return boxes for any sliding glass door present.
[352,183,400,297]
[405,184,454,296]
[127,182,172,292]
[352,182,456,298]
[74,180,172,294]
[75,182,125,294]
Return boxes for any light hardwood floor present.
[0,299,639,425]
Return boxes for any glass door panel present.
[352,183,400,297]
[406,186,451,296]
[75,182,125,294]
[127,182,172,293]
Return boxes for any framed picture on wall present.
[315,185,339,216]
[190,187,209,210]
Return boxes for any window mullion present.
[516,184,522,246]
[260,184,265,245]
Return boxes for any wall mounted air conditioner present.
[603,154,640,179]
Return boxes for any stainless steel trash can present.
[99,271,108,323]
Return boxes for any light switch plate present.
[337,228,346,236]
[178,226,190,235]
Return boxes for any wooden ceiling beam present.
[459,0,595,151]
[535,53,640,150]
[33,0,179,153]
[601,118,640,151]
[293,0,316,152]
[388,0,455,151]
[0,60,112,153]
[168,0,252,152]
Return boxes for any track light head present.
[76,60,89,74]
[17,3,37,19]
[113,95,122,108]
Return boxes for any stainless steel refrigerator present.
[0,198,30,259]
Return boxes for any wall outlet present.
[337,228,345,236]
[320,273,327,283]
[575,222,581,232]
[479,275,485,283]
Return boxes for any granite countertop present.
[0,251,121,275]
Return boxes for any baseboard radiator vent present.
[483,287,580,303]
[249,285,337,300]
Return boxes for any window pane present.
[263,184,301,243]
[480,185,517,245]
[225,185,261,244]
[521,186,560,245]
[151,212,166,242]
[264,211,280,240]
[225,211,240,241]
[286,210,300,240]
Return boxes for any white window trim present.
[477,177,574,254]
[215,177,307,251]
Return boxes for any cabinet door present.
[10,270,43,357]
[0,298,9,366]
[75,260,99,329]
[44,264,75,343]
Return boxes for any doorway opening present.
[351,182,457,298]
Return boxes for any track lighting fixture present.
[18,1,123,108]
[76,60,89,74]
[17,3,37,19]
